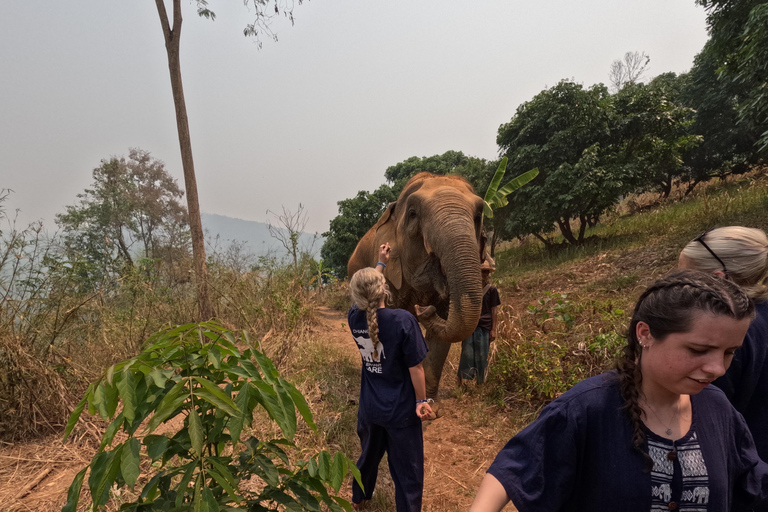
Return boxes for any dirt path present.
[315,306,514,512]
[1,308,515,511]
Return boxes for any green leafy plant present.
[62,321,361,511]
[526,291,576,329]
[482,157,539,218]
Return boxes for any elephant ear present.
[374,202,403,290]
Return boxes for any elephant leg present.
[423,338,451,400]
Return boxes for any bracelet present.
[416,399,428,404]
[376,262,386,267]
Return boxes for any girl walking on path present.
[348,243,433,512]
[469,269,768,512]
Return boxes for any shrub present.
[62,321,360,511]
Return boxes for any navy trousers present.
[352,417,424,512]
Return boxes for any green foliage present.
[321,185,398,278]
[526,291,576,330]
[482,157,539,219]
[55,148,189,289]
[697,0,768,153]
[62,321,360,511]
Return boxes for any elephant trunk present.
[420,231,483,343]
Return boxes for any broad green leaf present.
[116,368,137,423]
[175,462,197,508]
[253,381,287,434]
[143,434,169,461]
[281,378,316,431]
[207,466,241,504]
[201,482,221,512]
[147,380,187,432]
[274,381,297,439]
[104,380,119,418]
[61,466,87,512]
[99,412,125,452]
[189,408,204,457]
[251,350,279,384]
[492,168,539,207]
[106,364,116,385]
[229,381,252,445]
[286,480,320,511]
[330,452,346,492]
[139,472,161,500]
[317,451,331,481]
[307,459,317,478]
[146,369,172,388]
[63,393,88,442]
[193,377,239,417]
[88,449,119,508]
[268,489,303,512]
[252,453,279,487]
[483,157,508,205]
[121,438,141,488]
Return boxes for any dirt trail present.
[315,306,514,512]
[1,308,514,511]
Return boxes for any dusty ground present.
[0,306,517,512]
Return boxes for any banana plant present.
[483,157,539,218]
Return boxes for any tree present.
[697,0,768,153]
[267,203,313,273]
[609,51,650,93]
[679,41,761,190]
[153,0,305,320]
[321,185,397,278]
[56,149,189,288]
[612,76,701,198]
[497,80,629,245]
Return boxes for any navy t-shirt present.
[348,305,428,428]
[477,285,501,333]
[713,300,768,462]
[487,372,768,512]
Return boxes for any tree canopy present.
[56,149,189,288]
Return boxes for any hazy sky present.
[1,1,709,235]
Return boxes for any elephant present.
[347,172,486,399]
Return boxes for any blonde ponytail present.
[349,267,390,361]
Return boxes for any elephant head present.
[348,173,486,345]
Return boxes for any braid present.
[349,267,391,362]
[617,269,754,469]
[367,297,381,361]
[616,340,653,470]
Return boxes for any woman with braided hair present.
[348,242,433,512]
[678,226,768,465]
[469,269,768,512]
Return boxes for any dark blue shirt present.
[348,305,428,428]
[714,300,768,462]
[488,372,768,512]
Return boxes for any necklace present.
[643,399,680,436]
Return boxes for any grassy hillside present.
[486,168,768,410]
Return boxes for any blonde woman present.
[348,243,433,512]
[679,226,768,462]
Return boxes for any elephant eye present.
[408,209,417,219]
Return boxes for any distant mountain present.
[201,213,323,259]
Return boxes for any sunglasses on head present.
[693,229,728,276]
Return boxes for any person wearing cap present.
[458,256,501,387]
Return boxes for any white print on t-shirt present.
[354,335,385,363]
[649,431,709,510]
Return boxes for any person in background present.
[458,256,501,387]
[348,243,433,512]
[469,269,768,512]
[678,226,768,463]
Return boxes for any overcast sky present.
[1,1,709,235]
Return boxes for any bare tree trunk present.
[155,0,214,321]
